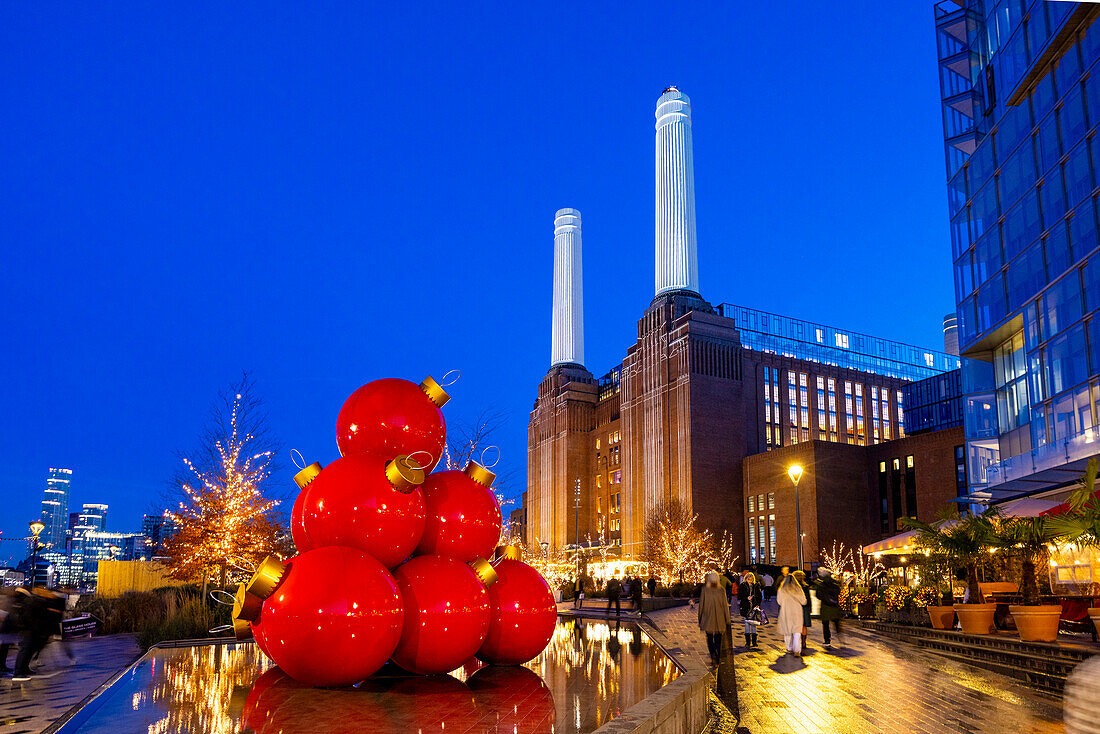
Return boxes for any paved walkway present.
[644,603,1066,734]
[0,634,140,734]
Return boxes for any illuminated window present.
[596,439,601,450]
[749,518,757,559]
[907,455,914,468]
[612,470,621,484]
[767,492,775,509]
[924,352,935,367]
[815,328,824,343]
[835,333,849,349]
[879,461,886,473]
[596,475,602,489]
[748,495,756,513]
[757,493,764,509]
[768,515,776,562]
[893,458,900,470]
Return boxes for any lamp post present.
[28,521,45,589]
[787,465,804,571]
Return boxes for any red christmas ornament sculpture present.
[296,454,426,569]
[390,554,492,675]
[336,377,448,468]
[476,557,556,666]
[416,461,503,562]
[246,547,404,688]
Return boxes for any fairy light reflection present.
[80,619,677,734]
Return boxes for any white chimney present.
[654,87,699,297]
[551,208,584,367]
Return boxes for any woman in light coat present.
[776,573,807,657]
[697,571,731,665]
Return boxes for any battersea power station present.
[524,88,964,570]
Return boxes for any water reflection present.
[57,618,679,734]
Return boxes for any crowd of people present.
[696,565,845,666]
[0,586,76,681]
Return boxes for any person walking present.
[573,575,585,610]
[737,572,762,647]
[606,576,622,616]
[647,576,657,597]
[761,571,775,603]
[12,587,49,681]
[631,576,643,614]
[815,568,843,648]
[698,572,731,666]
[777,574,807,657]
[793,570,812,649]
[0,587,23,674]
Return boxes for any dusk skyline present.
[1,2,954,566]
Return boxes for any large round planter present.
[1088,607,1100,636]
[954,603,997,635]
[1009,605,1062,642]
[927,606,955,630]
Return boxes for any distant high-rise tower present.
[654,86,699,297]
[942,312,959,356]
[38,468,72,552]
[550,208,584,367]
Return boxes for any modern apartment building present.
[936,1,1100,501]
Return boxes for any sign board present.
[61,615,102,639]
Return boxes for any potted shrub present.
[913,586,942,627]
[903,509,999,634]
[1047,459,1100,637]
[996,516,1062,642]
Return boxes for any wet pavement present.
[0,634,140,734]
[646,603,1066,734]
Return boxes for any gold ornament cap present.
[232,617,253,641]
[246,556,288,600]
[463,460,496,488]
[419,376,451,408]
[469,556,498,587]
[386,455,425,494]
[233,582,262,623]
[493,545,521,562]
[293,462,323,490]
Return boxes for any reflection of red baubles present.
[241,668,399,733]
[391,555,490,675]
[297,454,426,569]
[477,559,556,666]
[255,547,404,687]
[336,377,448,468]
[416,462,502,562]
[467,666,556,734]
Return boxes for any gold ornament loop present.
[463,460,496,488]
[469,556,498,587]
[293,461,323,490]
[479,446,501,469]
[246,556,288,600]
[493,545,521,562]
[386,455,426,493]
[419,376,451,408]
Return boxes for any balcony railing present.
[985,425,1100,487]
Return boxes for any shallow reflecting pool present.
[58,617,681,734]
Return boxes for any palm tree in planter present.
[1046,458,1100,637]
[903,508,1000,634]
[994,515,1061,642]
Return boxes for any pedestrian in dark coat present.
[647,577,657,597]
[698,572,731,665]
[606,577,622,616]
[737,574,763,646]
[814,568,844,647]
[631,576,643,612]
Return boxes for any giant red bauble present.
[476,559,556,666]
[391,555,490,675]
[416,469,502,562]
[289,488,311,553]
[258,546,404,687]
[296,454,425,568]
[336,378,446,468]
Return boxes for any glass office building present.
[936,1,1100,500]
[38,468,72,553]
[719,304,961,382]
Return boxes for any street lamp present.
[787,464,804,571]
[28,521,45,589]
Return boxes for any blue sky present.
[0,2,953,565]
